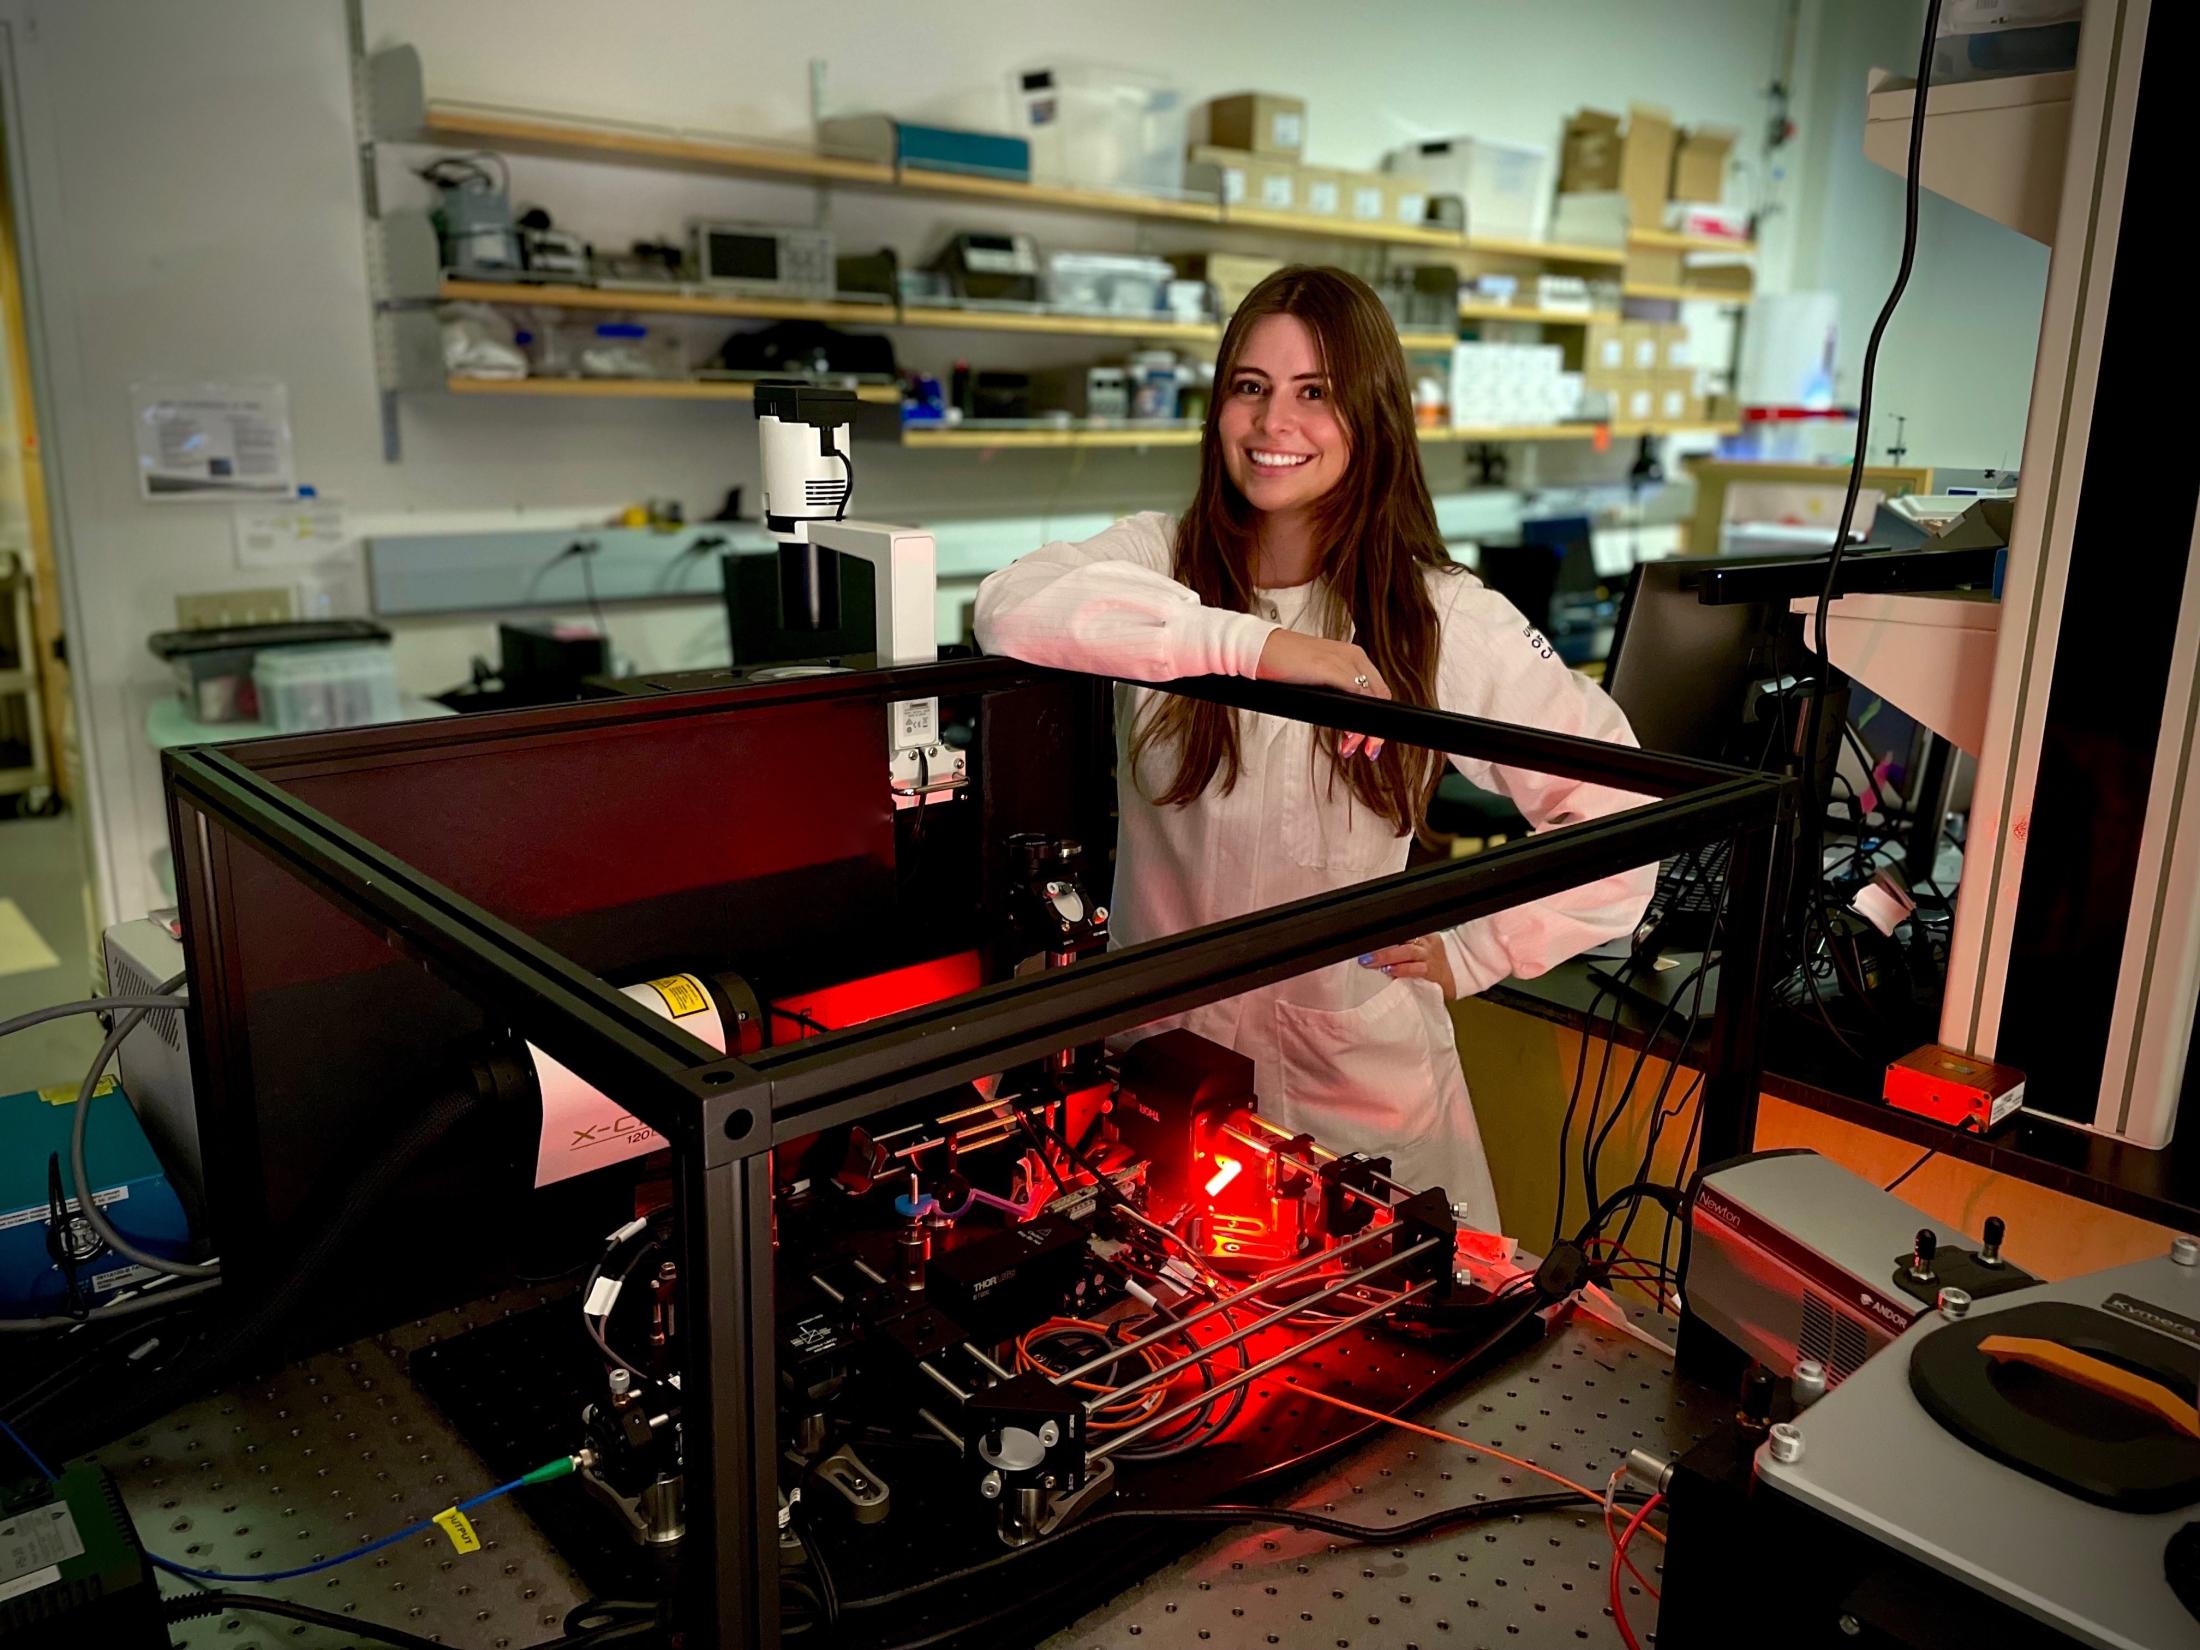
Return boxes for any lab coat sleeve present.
[1430,571,1658,998]
[973,511,1279,683]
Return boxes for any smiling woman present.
[973,266,1656,1228]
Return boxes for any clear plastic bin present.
[253,642,402,734]
[1009,63,1190,195]
[1045,252,1175,316]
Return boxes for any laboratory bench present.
[104,1285,1711,1650]
[1485,958,2200,1234]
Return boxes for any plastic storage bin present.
[253,642,402,734]
[1045,252,1176,316]
[1009,63,1190,195]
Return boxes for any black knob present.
[1738,1365,1776,1433]
[1910,1228,1938,1280]
[1981,1215,2005,1266]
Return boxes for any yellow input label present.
[432,1507,481,1554]
[38,1074,118,1105]
[647,975,708,1018]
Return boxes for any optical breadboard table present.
[106,1292,1715,1650]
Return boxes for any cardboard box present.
[1585,320,1628,383]
[1300,166,1346,217]
[1386,174,1430,228]
[1345,171,1390,223]
[1627,246,1686,289]
[1196,92,1306,157]
[1189,147,1295,212]
[1620,320,1660,374]
[1656,322,1692,371]
[1559,109,1623,192]
[1687,261,1755,297]
[1168,251,1285,316]
[1567,104,1676,225]
[1611,374,1657,425]
[1249,157,1298,211]
[1185,144,1251,206]
[1652,376,1693,424]
[1671,125,1739,205]
[1551,191,1629,248]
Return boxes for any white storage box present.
[1386,137,1551,241]
[252,641,400,734]
[1045,252,1176,315]
[1551,191,1629,246]
[1010,63,1190,194]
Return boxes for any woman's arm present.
[1424,574,1658,998]
[973,512,1278,683]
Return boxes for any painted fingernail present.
[1357,954,1375,966]
[1383,965,1396,977]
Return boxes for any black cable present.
[165,1591,657,1650]
[1792,0,1943,947]
[1552,953,1634,1250]
[827,439,854,522]
[40,1072,492,1455]
[1567,961,1637,1247]
[1883,1146,1936,1193]
[844,1484,1644,1617]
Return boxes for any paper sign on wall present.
[130,381,295,501]
[233,498,347,568]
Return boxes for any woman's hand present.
[1359,936,1458,998]
[1255,631,1389,760]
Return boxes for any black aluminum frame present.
[163,657,1788,1650]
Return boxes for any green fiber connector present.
[521,1455,580,1488]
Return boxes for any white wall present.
[1785,0,2050,471]
[6,0,2038,926]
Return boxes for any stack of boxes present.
[1184,93,1429,229]
[1448,341,1583,430]
[1584,318,1699,426]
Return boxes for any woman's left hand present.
[1359,936,1457,999]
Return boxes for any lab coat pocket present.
[1274,978,1443,1155]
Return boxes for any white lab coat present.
[973,512,1655,1229]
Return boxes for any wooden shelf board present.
[1456,302,1620,327]
[444,376,900,404]
[897,166,1225,224]
[1462,233,1628,266]
[1623,282,1754,304]
[438,279,894,325]
[419,104,894,186]
[1627,228,1758,255]
[1396,330,1458,352]
[902,423,1201,450]
[900,306,1219,343]
[1220,206,1466,249]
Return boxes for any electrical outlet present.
[174,588,295,630]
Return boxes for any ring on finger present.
[1353,673,1370,690]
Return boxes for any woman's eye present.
[1233,378,1264,396]
[1302,384,1326,401]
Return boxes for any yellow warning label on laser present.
[432,1507,482,1554]
[647,975,708,1018]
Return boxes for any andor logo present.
[1523,624,1555,661]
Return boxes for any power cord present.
[1790,0,1944,950]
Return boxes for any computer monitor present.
[1603,555,1848,777]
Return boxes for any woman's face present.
[1217,314,1349,518]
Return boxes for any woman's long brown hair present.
[1132,264,1459,835]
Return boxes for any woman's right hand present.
[1254,632,1391,760]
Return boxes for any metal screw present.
[607,1369,632,1397]
[1767,1423,1804,1464]
[1838,1615,1862,1636]
[1453,1269,1474,1288]
[979,1471,1002,1500]
[1038,1421,1060,1448]
[1937,1287,1972,1321]
[1092,906,1109,924]
[1792,1359,1828,1409]
[2172,1235,2199,1268]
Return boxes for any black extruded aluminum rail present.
[163,655,1788,1650]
